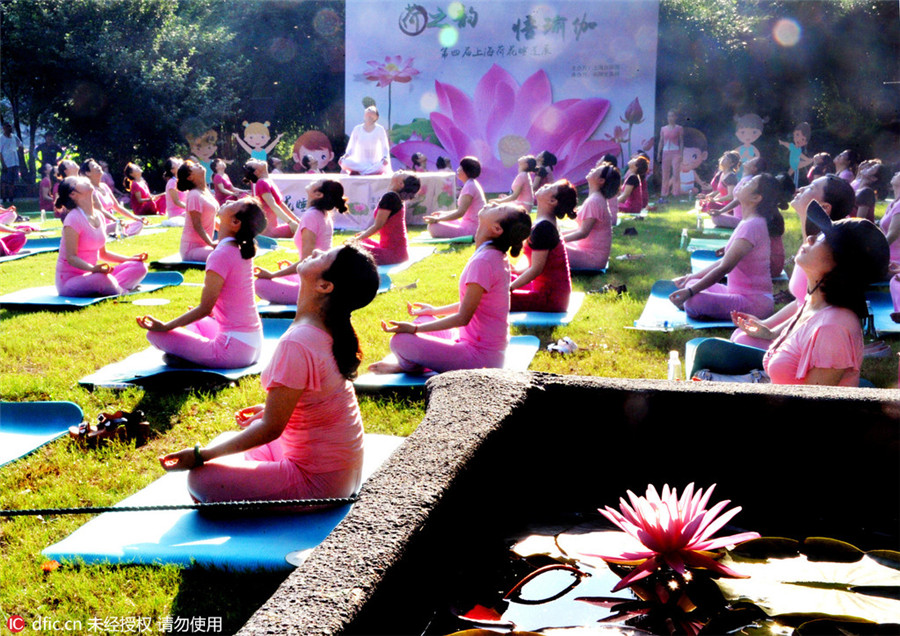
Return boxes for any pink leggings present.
[891,275,900,312]
[427,218,477,239]
[565,243,609,271]
[660,150,682,197]
[187,433,363,503]
[261,223,294,239]
[390,317,505,373]
[360,238,407,266]
[711,213,741,229]
[0,232,26,256]
[255,274,299,304]
[180,243,215,262]
[56,261,148,297]
[146,316,261,368]
[683,282,774,321]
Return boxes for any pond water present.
[421,511,900,636]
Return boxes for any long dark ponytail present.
[321,243,380,379]
[490,203,532,258]
[231,197,268,259]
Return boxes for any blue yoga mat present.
[687,237,728,253]
[42,433,405,570]
[151,236,278,269]
[257,274,392,318]
[0,237,61,264]
[866,291,900,335]
[78,318,292,389]
[690,249,787,281]
[0,401,84,467]
[0,272,184,311]
[353,334,541,390]
[570,267,607,276]
[509,292,585,327]
[632,280,734,331]
[410,234,474,244]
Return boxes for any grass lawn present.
[1,197,897,633]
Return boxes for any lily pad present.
[716,544,900,624]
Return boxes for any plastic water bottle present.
[40,208,46,223]
[696,213,703,230]
[864,300,877,339]
[115,219,123,240]
[667,350,683,381]
[680,228,689,249]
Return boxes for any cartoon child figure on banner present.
[778,121,812,188]
[732,113,766,179]
[679,127,709,197]
[185,126,224,185]
[233,121,284,162]
[292,130,336,173]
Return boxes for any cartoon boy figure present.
[778,122,812,188]
[732,113,766,178]
[292,130,336,173]
[679,127,709,197]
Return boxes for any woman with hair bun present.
[354,171,420,265]
[509,179,576,312]
[177,160,219,262]
[424,155,486,239]
[55,176,148,296]
[158,243,381,505]
[371,203,532,374]
[255,179,348,304]
[243,158,299,238]
[137,198,267,368]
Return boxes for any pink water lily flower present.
[620,97,645,125]
[605,125,630,144]
[585,483,760,592]
[391,64,619,192]
[363,55,420,87]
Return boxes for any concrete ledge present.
[238,371,900,635]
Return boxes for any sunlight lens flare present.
[773,18,801,47]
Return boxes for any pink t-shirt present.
[572,192,612,264]
[261,323,363,474]
[213,172,236,205]
[511,171,534,207]
[459,244,510,351]
[56,208,105,286]
[726,216,772,295]
[763,305,862,386]
[95,182,119,215]
[205,238,262,333]
[253,178,285,230]
[459,178,486,226]
[39,176,54,211]
[879,198,900,263]
[295,207,333,254]
[166,177,186,218]
[180,188,218,256]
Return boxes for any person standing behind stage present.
[339,105,392,176]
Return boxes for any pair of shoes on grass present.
[547,337,577,355]
[69,410,150,447]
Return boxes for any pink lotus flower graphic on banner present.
[391,64,618,192]
[581,483,760,593]
[363,55,420,87]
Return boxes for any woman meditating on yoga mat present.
[137,198,266,368]
[177,160,219,263]
[158,243,381,504]
[354,171,420,265]
[255,179,347,304]
[733,202,888,386]
[370,203,532,375]
[424,156,486,239]
[55,176,149,297]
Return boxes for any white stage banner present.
[346,0,659,193]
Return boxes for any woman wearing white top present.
[339,106,392,176]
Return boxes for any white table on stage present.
[271,172,457,230]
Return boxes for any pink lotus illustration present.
[620,97,645,125]
[363,55,420,87]
[605,125,630,144]
[391,64,619,192]
[583,483,759,592]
